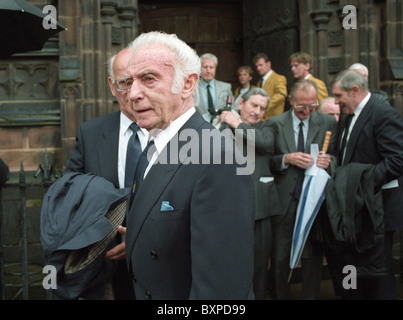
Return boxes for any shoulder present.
[215,79,232,88]
[271,70,286,81]
[78,111,120,132]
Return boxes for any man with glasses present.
[65,47,148,299]
[267,79,338,299]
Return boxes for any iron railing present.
[0,151,57,300]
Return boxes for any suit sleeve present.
[64,125,86,174]
[373,107,403,188]
[189,148,255,299]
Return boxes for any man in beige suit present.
[289,52,328,102]
[253,53,287,121]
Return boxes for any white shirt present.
[118,112,149,189]
[144,107,196,178]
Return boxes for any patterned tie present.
[294,121,305,199]
[125,123,142,188]
[207,84,216,115]
[338,114,354,166]
[128,140,155,207]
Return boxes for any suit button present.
[145,291,152,299]
[150,251,158,259]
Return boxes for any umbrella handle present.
[322,131,332,153]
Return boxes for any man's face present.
[332,82,355,115]
[321,101,340,122]
[290,59,310,79]
[127,44,184,131]
[290,87,317,121]
[108,48,134,120]
[201,58,216,83]
[254,58,271,77]
[239,94,268,125]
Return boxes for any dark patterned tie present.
[294,121,305,199]
[128,140,155,208]
[207,84,216,115]
[338,114,354,166]
[125,123,142,188]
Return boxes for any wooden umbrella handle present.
[322,131,332,153]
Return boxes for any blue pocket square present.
[161,201,174,211]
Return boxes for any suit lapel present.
[344,98,372,164]
[281,110,298,152]
[126,112,206,259]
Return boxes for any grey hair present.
[332,70,369,92]
[289,79,318,100]
[348,63,369,77]
[241,87,270,108]
[107,52,117,80]
[200,53,218,67]
[128,31,201,105]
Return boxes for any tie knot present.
[130,123,139,133]
[299,121,304,128]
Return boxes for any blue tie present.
[124,123,142,188]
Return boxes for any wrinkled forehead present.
[127,44,176,74]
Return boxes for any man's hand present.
[220,110,240,129]
[316,151,331,170]
[104,226,126,260]
[284,152,314,169]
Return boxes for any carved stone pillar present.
[311,8,332,82]
[118,4,137,45]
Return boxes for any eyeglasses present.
[294,102,318,111]
[113,77,133,92]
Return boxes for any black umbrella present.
[0,0,66,58]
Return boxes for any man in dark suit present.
[65,47,148,299]
[124,31,255,300]
[332,70,403,299]
[220,87,282,299]
[268,79,338,299]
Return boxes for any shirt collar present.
[152,107,196,155]
[263,70,272,82]
[120,112,149,137]
[354,92,371,118]
[200,78,215,88]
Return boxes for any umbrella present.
[289,131,332,272]
[0,0,66,58]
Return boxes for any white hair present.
[128,31,201,105]
[348,63,369,76]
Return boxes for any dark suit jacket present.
[268,110,338,216]
[237,121,281,220]
[337,95,403,230]
[65,111,120,187]
[125,111,255,300]
[64,110,136,299]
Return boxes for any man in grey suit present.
[220,87,282,299]
[268,79,338,299]
[64,47,148,299]
[124,31,255,300]
[195,53,233,123]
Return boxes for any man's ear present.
[182,73,198,99]
[108,76,117,97]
